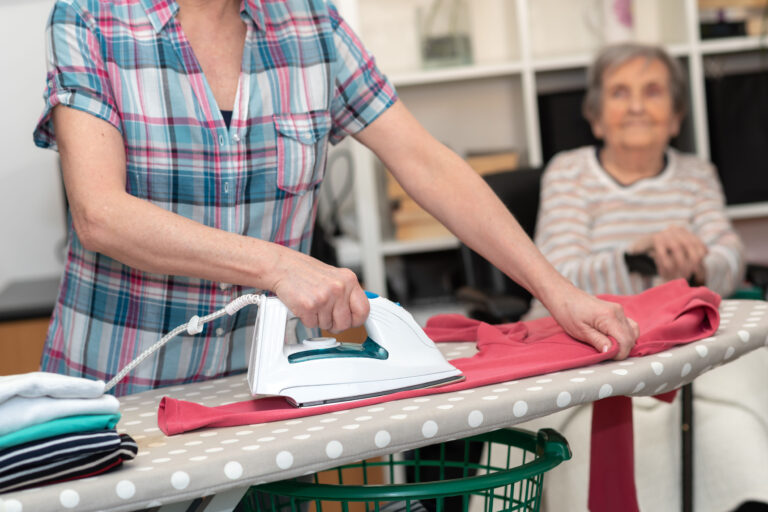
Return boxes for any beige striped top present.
[526,146,744,319]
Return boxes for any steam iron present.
[247,291,464,407]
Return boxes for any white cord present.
[104,293,264,392]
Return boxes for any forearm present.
[358,104,569,304]
[74,189,283,289]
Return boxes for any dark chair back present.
[458,167,544,323]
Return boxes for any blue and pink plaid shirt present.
[33,0,397,396]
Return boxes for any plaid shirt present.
[33,0,397,396]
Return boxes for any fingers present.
[548,288,638,360]
[650,226,708,281]
[273,255,367,333]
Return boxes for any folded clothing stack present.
[0,372,136,493]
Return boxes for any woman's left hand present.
[546,286,639,360]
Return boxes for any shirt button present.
[232,133,241,143]
[218,135,225,146]
[219,283,231,290]
[215,327,225,336]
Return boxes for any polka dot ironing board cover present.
[1,300,766,512]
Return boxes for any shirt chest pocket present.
[274,111,332,195]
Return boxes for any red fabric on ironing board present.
[156,280,719,437]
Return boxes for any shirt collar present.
[140,0,265,33]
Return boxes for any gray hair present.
[583,42,688,123]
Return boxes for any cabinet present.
[332,0,768,296]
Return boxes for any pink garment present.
[157,280,719,436]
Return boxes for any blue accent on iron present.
[288,338,389,363]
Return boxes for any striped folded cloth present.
[0,430,137,493]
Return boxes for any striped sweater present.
[526,146,744,319]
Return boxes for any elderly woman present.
[526,43,743,315]
[520,43,768,512]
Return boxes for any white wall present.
[0,0,65,291]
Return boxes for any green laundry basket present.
[242,427,571,512]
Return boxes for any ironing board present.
[1,299,766,512]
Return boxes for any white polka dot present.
[750,309,765,315]
[598,384,613,399]
[293,434,311,440]
[124,421,142,426]
[445,351,462,357]
[402,406,419,411]
[3,499,23,512]
[342,424,360,430]
[556,392,571,408]
[235,430,253,436]
[355,416,373,421]
[326,441,343,459]
[755,304,767,309]
[169,449,187,455]
[200,432,218,438]
[171,471,190,490]
[701,337,716,343]
[367,407,385,412]
[185,440,203,446]
[225,461,244,479]
[721,312,734,318]
[390,414,408,420]
[276,452,293,469]
[320,418,338,423]
[221,439,239,445]
[526,386,543,391]
[482,395,498,401]
[579,369,595,374]
[695,345,708,358]
[152,457,171,463]
[59,489,80,508]
[422,420,438,438]
[611,369,628,376]
[137,466,154,471]
[633,382,645,393]
[148,441,166,447]
[681,363,692,377]
[189,456,207,461]
[375,430,391,448]
[285,420,303,425]
[536,378,552,384]
[242,445,260,451]
[115,480,136,500]
[437,404,454,410]
[271,428,289,434]
[139,412,155,417]
[513,401,528,417]
[257,437,276,442]
[448,397,464,402]
[651,362,664,375]
[204,448,223,454]
[738,330,750,342]
[307,426,324,432]
[657,352,673,358]
[458,389,475,394]
[414,398,431,403]
[199,384,215,390]
[492,387,509,393]
[724,346,735,359]
[618,361,634,366]
[654,383,667,393]
[569,378,586,383]
[468,410,483,427]
[743,323,758,328]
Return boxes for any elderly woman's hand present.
[546,285,639,360]
[629,226,708,283]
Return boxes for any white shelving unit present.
[335,0,768,295]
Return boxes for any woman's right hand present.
[629,226,708,282]
[268,247,370,333]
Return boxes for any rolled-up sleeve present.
[327,3,397,145]
[33,0,121,150]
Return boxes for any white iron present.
[247,292,464,407]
